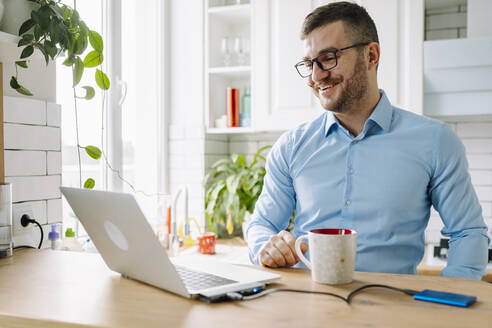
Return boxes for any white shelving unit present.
[205,0,252,134]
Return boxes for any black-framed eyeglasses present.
[294,42,370,78]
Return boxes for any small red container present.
[197,232,216,255]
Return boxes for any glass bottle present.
[240,87,251,127]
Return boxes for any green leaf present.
[71,9,80,26]
[16,86,34,96]
[15,61,28,68]
[18,38,31,47]
[84,178,95,189]
[73,56,84,87]
[206,181,226,215]
[18,34,34,48]
[212,158,232,169]
[236,153,247,167]
[20,46,34,59]
[63,56,75,66]
[10,76,21,89]
[85,145,102,160]
[83,50,103,68]
[95,69,110,90]
[34,44,50,65]
[89,30,103,52]
[82,86,95,100]
[11,77,33,96]
[49,4,66,19]
[44,40,58,60]
[37,5,52,30]
[19,19,35,36]
[203,169,216,187]
[33,25,42,41]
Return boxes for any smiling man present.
[246,1,490,279]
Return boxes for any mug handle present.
[295,235,311,269]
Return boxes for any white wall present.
[1,40,60,249]
[168,0,206,228]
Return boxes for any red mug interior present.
[310,228,354,235]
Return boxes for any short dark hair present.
[301,1,379,45]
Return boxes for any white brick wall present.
[3,96,62,249]
[5,151,46,176]
[46,103,61,127]
[4,124,60,150]
[47,151,62,175]
[169,123,206,229]
[3,96,46,125]
[425,2,467,41]
[6,175,61,203]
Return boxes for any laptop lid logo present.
[104,220,129,251]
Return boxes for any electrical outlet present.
[13,208,35,236]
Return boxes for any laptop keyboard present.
[175,265,237,291]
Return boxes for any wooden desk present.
[1,250,491,328]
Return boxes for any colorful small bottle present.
[48,224,62,250]
[61,228,83,252]
[240,87,251,127]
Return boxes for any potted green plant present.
[10,0,109,189]
[204,145,271,238]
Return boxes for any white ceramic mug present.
[295,228,357,285]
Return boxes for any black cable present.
[13,245,36,250]
[32,220,44,249]
[17,214,44,249]
[225,284,419,304]
[241,288,349,303]
[346,284,418,303]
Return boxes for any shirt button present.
[346,200,351,205]
[349,169,355,174]
[352,140,357,144]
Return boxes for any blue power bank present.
[414,289,476,307]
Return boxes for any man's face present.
[303,21,368,113]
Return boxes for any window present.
[58,0,169,233]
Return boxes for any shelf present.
[208,4,250,25]
[208,66,251,78]
[0,30,20,44]
[207,127,254,134]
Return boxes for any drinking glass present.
[221,37,233,66]
[234,37,250,66]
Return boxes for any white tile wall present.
[4,124,61,150]
[3,97,63,248]
[425,2,467,41]
[46,103,61,127]
[168,124,206,228]
[3,96,46,125]
[12,201,47,229]
[47,151,62,175]
[47,198,63,224]
[5,150,46,176]
[6,175,61,203]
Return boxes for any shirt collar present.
[324,90,393,137]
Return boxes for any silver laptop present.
[60,187,280,299]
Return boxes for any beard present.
[317,53,368,113]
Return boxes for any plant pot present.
[0,0,37,35]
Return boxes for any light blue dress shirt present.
[247,91,490,279]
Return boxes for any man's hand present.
[258,230,308,268]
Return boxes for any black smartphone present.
[413,289,476,307]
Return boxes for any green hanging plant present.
[204,145,271,238]
[11,0,110,189]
